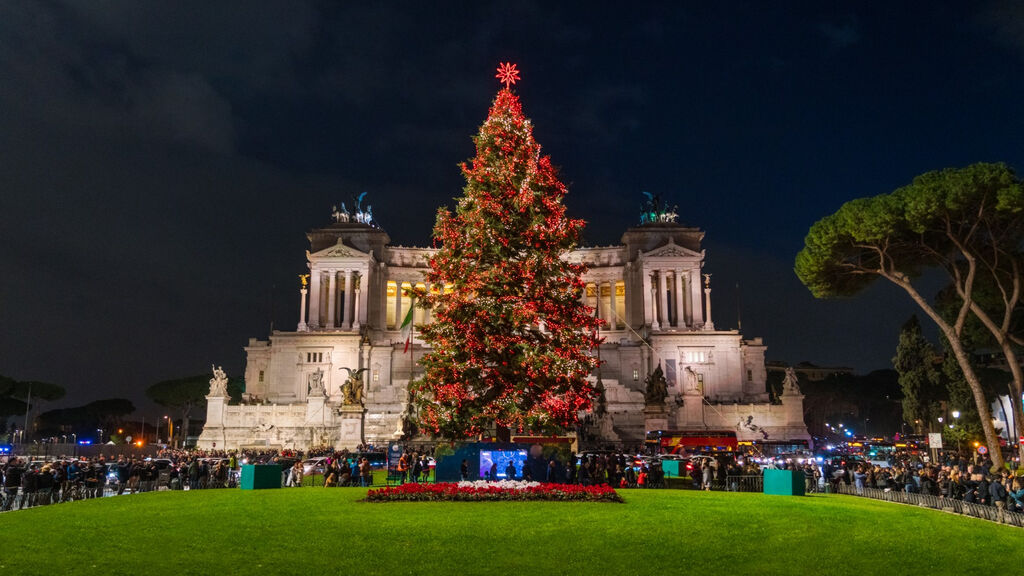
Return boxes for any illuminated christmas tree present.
[411,64,601,439]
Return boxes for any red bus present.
[645,429,738,455]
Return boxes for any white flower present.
[456,479,540,490]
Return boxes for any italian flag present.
[400,299,415,354]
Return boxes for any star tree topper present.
[495,62,520,89]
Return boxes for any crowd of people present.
[0,454,244,511]
[3,445,1021,518]
[840,459,1024,512]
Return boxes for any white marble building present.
[197,207,811,450]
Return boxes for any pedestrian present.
[359,458,371,487]
[989,476,1007,510]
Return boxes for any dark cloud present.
[817,19,861,49]
[976,0,1024,62]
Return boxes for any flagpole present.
[406,294,415,436]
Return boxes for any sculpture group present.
[339,367,367,406]
[331,192,375,226]
[209,365,228,397]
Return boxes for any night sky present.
[3,2,1024,415]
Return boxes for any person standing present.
[3,459,23,511]
[288,461,303,487]
[398,453,409,484]
[989,476,1007,510]
[359,457,371,487]
[411,455,421,484]
[420,456,430,483]
[460,459,469,481]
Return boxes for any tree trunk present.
[966,300,1024,467]
[890,276,1005,469]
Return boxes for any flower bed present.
[365,481,623,503]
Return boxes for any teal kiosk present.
[240,464,282,490]
[763,469,805,496]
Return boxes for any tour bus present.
[737,439,812,457]
[645,429,738,455]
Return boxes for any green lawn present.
[1,488,1020,575]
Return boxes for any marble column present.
[690,269,703,326]
[379,263,388,328]
[704,277,715,330]
[659,270,670,328]
[650,284,660,331]
[393,279,403,330]
[308,271,321,329]
[343,269,353,330]
[298,286,308,331]
[621,270,630,328]
[641,269,652,326]
[352,287,361,330]
[674,270,685,329]
[359,269,370,327]
[326,270,337,329]
[424,282,433,324]
[598,280,606,327]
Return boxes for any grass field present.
[1,488,1021,575]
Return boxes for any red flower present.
[364,482,623,503]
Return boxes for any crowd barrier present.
[834,484,1024,528]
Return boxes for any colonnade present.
[383,279,435,329]
[642,268,704,330]
[585,280,627,330]
[298,264,713,334]
[301,268,365,331]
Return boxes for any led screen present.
[479,449,528,480]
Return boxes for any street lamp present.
[155,417,161,445]
[952,410,961,419]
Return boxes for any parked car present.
[302,457,328,476]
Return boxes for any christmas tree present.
[410,64,601,439]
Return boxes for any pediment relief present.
[641,240,703,260]
[308,240,374,262]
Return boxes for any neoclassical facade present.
[197,209,810,450]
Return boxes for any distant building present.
[766,361,854,382]
[198,204,810,450]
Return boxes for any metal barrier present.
[706,475,765,492]
[0,476,241,513]
[834,484,1024,528]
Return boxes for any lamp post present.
[155,417,161,446]
[951,411,961,452]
